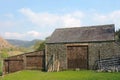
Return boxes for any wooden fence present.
[3,50,45,74]
[95,57,120,72]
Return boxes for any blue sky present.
[0,0,120,40]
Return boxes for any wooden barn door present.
[26,55,45,70]
[4,60,24,73]
[67,45,88,69]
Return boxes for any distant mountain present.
[6,39,43,48]
[0,36,13,50]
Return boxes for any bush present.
[116,29,120,42]
[0,61,2,76]
[36,41,45,51]
[0,49,9,58]
[34,41,45,51]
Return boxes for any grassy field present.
[0,70,120,80]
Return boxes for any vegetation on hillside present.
[0,47,29,57]
[6,39,45,52]
[33,41,45,51]
[0,61,2,75]
[115,29,120,42]
[0,48,13,75]
[6,39,42,48]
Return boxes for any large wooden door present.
[67,46,88,69]
[26,55,45,70]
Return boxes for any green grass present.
[0,70,120,80]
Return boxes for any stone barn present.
[45,24,120,71]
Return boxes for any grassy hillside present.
[0,70,120,80]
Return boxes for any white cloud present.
[93,10,120,30]
[0,21,16,28]
[4,32,25,39]
[40,31,52,39]
[18,8,120,30]
[72,11,84,18]
[0,13,15,28]
[19,8,84,28]
[27,31,40,37]
[4,31,41,40]
[60,14,82,27]
[94,14,108,23]
[2,8,120,40]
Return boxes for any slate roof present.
[46,24,115,43]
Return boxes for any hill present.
[6,39,43,48]
[0,36,13,50]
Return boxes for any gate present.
[4,59,24,73]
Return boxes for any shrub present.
[0,61,2,76]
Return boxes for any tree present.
[37,41,45,51]
[34,41,45,51]
[115,29,120,42]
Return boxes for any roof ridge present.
[56,24,115,30]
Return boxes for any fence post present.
[23,54,26,69]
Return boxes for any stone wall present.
[88,42,115,69]
[46,44,67,71]
[114,42,120,56]
[46,41,120,71]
